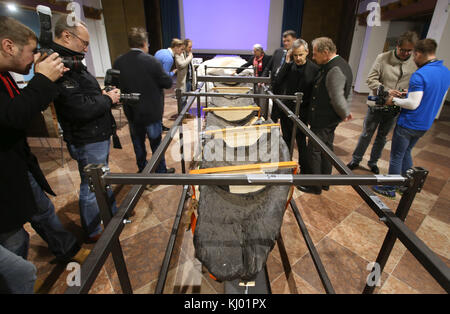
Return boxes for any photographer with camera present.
[0,16,84,293]
[372,39,450,198]
[113,28,175,175]
[50,15,121,243]
[347,31,418,174]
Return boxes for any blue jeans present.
[389,124,426,176]
[68,140,118,238]
[128,121,168,173]
[0,228,36,293]
[28,172,80,260]
[179,79,193,113]
[352,107,398,167]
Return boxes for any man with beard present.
[51,16,121,243]
[372,39,450,198]
[0,16,82,293]
[347,31,418,174]
[273,39,319,174]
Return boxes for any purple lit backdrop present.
[183,0,271,51]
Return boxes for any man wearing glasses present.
[51,15,121,243]
[347,31,418,174]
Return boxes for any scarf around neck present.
[253,54,264,76]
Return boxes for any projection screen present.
[179,0,284,55]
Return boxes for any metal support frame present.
[266,88,450,293]
[65,76,450,295]
[289,92,303,157]
[363,167,430,294]
[82,165,133,294]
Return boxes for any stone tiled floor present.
[26,87,450,294]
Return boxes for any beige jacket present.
[366,49,417,105]
[175,52,195,92]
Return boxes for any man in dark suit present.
[273,39,319,174]
[262,30,297,121]
[298,37,353,195]
[113,28,175,174]
[0,16,80,293]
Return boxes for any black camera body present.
[367,85,402,113]
[104,69,140,107]
[36,5,84,71]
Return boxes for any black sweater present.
[0,72,57,232]
[273,59,319,119]
[51,42,116,145]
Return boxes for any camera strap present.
[0,73,20,98]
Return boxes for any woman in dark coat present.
[235,44,271,77]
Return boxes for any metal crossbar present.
[65,76,450,295]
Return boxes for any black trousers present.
[280,110,310,174]
[307,124,338,192]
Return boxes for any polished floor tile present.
[27,88,450,294]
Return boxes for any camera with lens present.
[104,69,140,107]
[367,85,403,113]
[36,5,85,71]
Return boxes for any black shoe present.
[369,165,380,174]
[347,161,359,170]
[322,185,330,191]
[297,185,322,195]
[162,125,170,131]
[166,168,175,174]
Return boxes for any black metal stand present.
[84,164,133,294]
[64,75,450,295]
[363,167,429,294]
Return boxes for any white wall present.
[70,0,112,77]
[354,21,390,93]
[348,22,367,85]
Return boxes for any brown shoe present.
[86,232,102,244]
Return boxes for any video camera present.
[367,85,402,113]
[104,69,140,107]
[36,5,84,71]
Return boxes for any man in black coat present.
[113,28,174,174]
[51,16,121,242]
[0,16,79,293]
[262,30,297,121]
[273,39,319,174]
[298,37,353,195]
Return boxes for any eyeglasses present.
[69,31,89,48]
[398,47,413,54]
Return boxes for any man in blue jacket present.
[373,39,450,198]
[155,39,184,131]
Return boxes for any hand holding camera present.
[34,51,68,82]
[103,88,121,104]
